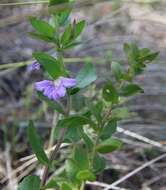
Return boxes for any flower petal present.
[35,80,53,92]
[60,77,77,88]
[51,88,62,101]
[43,86,54,99]
[56,84,66,98]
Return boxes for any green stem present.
[91,107,112,165]
[48,112,59,150]
[0,58,86,70]
[80,182,85,190]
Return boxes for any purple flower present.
[27,61,40,72]
[35,77,77,101]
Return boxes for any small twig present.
[86,181,129,190]
[117,127,166,151]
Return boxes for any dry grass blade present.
[103,153,166,190]
[87,181,129,190]
[0,1,48,6]
[117,127,166,151]
[5,143,17,190]
[1,143,69,184]
[1,157,37,184]
[19,143,69,162]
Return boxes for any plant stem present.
[40,128,66,187]
[91,107,112,164]
[0,58,85,70]
[80,182,85,190]
[48,112,59,149]
[41,48,71,187]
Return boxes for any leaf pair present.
[61,20,85,49]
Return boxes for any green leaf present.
[57,10,71,26]
[63,41,81,50]
[64,125,81,142]
[120,83,143,96]
[61,182,73,190]
[17,176,40,190]
[61,24,72,45]
[54,115,95,142]
[112,107,130,120]
[49,0,69,6]
[37,91,65,115]
[33,52,65,79]
[103,82,119,103]
[93,154,106,173]
[76,63,97,88]
[140,51,159,63]
[58,115,93,128]
[29,17,55,37]
[100,119,117,140]
[76,170,96,182]
[74,146,89,170]
[111,61,124,80]
[96,138,122,154]
[73,20,86,39]
[71,93,85,111]
[89,101,103,123]
[29,32,54,42]
[27,121,49,165]
[44,178,58,189]
[78,128,94,150]
[65,159,79,181]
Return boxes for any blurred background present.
[0,0,166,190]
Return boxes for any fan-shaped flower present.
[35,77,77,101]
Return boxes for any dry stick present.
[103,153,166,190]
[0,1,48,6]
